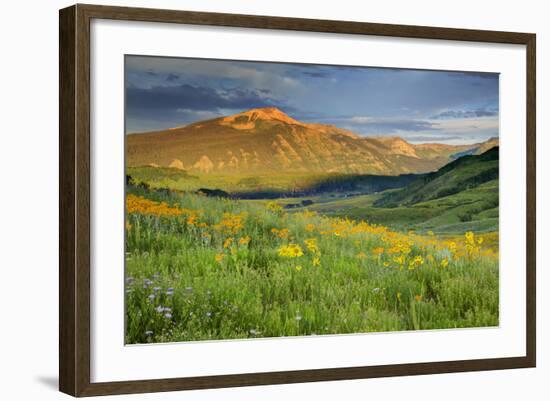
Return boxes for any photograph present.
[124,55,500,344]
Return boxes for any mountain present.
[374,147,499,207]
[126,107,497,175]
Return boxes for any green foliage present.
[125,190,498,344]
[374,147,499,208]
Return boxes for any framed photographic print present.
[59,4,536,397]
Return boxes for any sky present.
[125,55,499,145]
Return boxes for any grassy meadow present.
[125,184,499,344]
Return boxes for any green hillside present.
[374,147,499,208]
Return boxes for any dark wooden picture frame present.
[59,3,536,397]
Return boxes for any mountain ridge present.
[126,107,498,176]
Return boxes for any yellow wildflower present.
[415,295,423,302]
[305,223,315,232]
[295,265,303,272]
[393,255,405,265]
[277,228,289,239]
[278,244,304,258]
[215,253,225,263]
[223,238,234,249]
[373,247,384,256]
[441,258,449,268]
[312,257,321,267]
[238,236,251,245]
[304,238,319,254]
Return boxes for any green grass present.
[265,179,498,235]
[125,188,498,344]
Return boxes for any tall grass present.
[125,188,498,344]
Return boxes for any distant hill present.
[374,147,499,207]
[126,107,496,175]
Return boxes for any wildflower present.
[215,253,225,263]
[223,237,234,249]
[413,255,424,266]
[441,258,449,268]
[125,222,132,230]
[295,265,303,272]
[155,306,164,313]
[278,244,304,258]
[383,261,390,267]
[295,314,302,321]
[312,257,321,267]
[415,295,423,302]
[206,312,212,318]
[304,238,319,254]
[373,247,384,256]
[145,330,153,336]
[372,288,380,293]
[266,201,283,213]
[166,288,174,296]
[393,255,405,265]
[465,231,475,245]
[357,252,367,259]
[477,237,484,245]
[148,294,155,300]
[230,247,237,255]
[249,329,259,336]
[238,236,251,245]
[305,223,315,232]
[397,292,402,301]
[164,313,172,319]
[428,230,434,236]
[277,228,289,239]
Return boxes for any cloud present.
[405,135,468,143]
[326,116,438,133]
[302,71,331,78]
[127,84,282,112]
[430,109,499,119]
[125,56,302,96]
[165,73,179,82]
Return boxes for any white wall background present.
[0,0,546,400]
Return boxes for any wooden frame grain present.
[59,3,536,397]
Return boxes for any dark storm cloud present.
[165,73,180,82]
[302,71,332,78]
[430,109,499,119]
[126,84,279,112]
